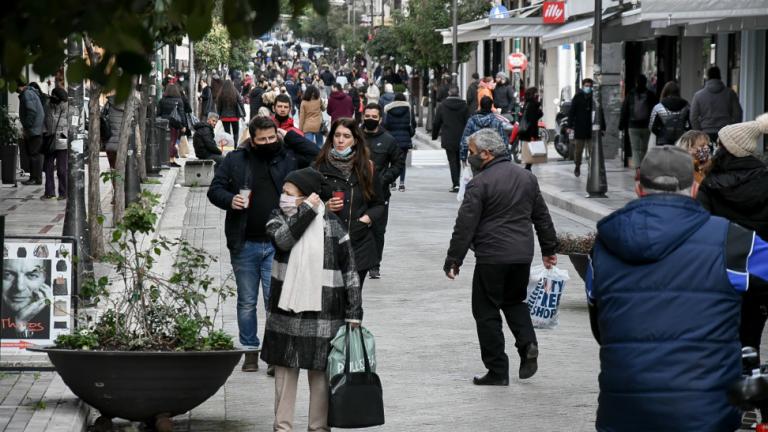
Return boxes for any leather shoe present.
[472,372,509,386]
[574,166,580,177]
[241,352,259,372]
[519,343,539,379]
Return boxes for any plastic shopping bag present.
[327,324,377,379]
[457,166,473,202]
[526,265,570,329]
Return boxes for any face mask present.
[331,146,354,158]
[468,153,485,175]
[694,146,710,164]
[363,119,379,131]
[583,87,593,94]
[252,142,281,158]
[279,193,299,216]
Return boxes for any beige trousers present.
[274,366,330,432]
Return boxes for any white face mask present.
[279,193,300,216]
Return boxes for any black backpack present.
[100,102,112,143]
[632,92,651,122]
[660,106,689,144]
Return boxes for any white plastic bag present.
[527,140,547,156]
[457,166,473,202]
[526,264,570,329]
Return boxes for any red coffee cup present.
[332,190,345,212]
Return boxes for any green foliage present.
[58,190,236,352]
[0,105,20,146]
[229,37,254,72]
[194,19,231,73]
[1,0,329,100]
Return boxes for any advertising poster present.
[1,242,73,354]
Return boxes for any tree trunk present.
[83,36,104,258]
[113,81,138,225]
[136,76,150,182]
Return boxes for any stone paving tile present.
[0,372,55,432]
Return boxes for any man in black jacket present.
[362,103,403,280]
[444,128,558,386]
[567,78,605,177]
[192,112,224,166]
[207,116,318,372]
[466,73,480,114]
[433,87,469,192]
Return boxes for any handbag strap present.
[51,109,64,137]
[342,323,372,374]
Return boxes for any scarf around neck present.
[327,149,355,179]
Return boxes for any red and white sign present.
[542,1,566,24]
[507,53,528,72]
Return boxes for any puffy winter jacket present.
[192,122,222,160]
[382,101,415,150]
[18,87,45,136]
[690,79,743,134]
[363,128,403,200]
[649,97,691,145]
[459,112,509,161]
[492,83,515,113]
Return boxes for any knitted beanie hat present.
[718,113,768,157]
[284,167,323,196]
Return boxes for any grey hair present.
[207,112,220,122]
[469,128,507,158]
[641,185,693,196]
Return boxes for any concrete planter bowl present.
[28,347,244,431]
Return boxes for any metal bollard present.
[145,118,161,176]
[155,117,170,168]
[125,132,141,205]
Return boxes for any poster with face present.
[1,242,73,353]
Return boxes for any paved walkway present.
[107,163,600,431]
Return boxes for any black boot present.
[519,342,538,379]
[472,372,509,386]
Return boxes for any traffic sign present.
[507,52,528,72]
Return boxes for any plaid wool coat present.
[260,203,363,371]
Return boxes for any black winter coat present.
[518,100,543,141]
[493,83,515,113]
[192,122,222,159]
[619,88,658,130]
[199,87,214,119]
[363,128,403,200]
[158,96,190,129]
[206,131,319,254]
[316,160,386,272]
[697,155,768,238]
[466,81,479,113]
[249,87,265,119]
[216,94,244,119]
[446,157,558,265]
[383,101,416,150]
[432,97,469,151]
[567,90,604,140]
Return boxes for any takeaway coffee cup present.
[240,187,251,209]
[332,190,345,213]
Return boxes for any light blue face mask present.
[331,146,354,158]
[583,87,593,94]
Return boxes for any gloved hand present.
[444,257,462,279]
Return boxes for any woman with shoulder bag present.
[41,87,69,200]
[157,84,186,167]
[518,87,544,171]
[315,118,385,289]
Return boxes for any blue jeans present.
[305,131,324,149]
[230,240,275,349]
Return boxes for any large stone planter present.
[28,347,244,430]
[567,253,590,282]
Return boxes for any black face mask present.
[275,114,289,123]
[251,142,281,158]
[363,119,379,131]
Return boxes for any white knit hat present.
[718,113,768,157]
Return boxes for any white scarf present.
[278,203,325,313]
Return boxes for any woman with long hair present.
[315,118,385,288]
[299,85,324,148]
[650,81,691,146]
[216,80,245,141]
[518,86,543,171]
[157,83,189,167]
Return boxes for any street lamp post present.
[587,0,608,197]
[451,0,458,86]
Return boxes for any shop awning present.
[439,17,550,44]
[541,12,618,49]
[640,0,768,21]
[489,23,552,39]
[439,18,491,44]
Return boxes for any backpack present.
[632,92,651,122]
[660,106,689,144]
[100,101,112,143]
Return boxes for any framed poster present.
[1,241,74,354]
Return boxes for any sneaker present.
[449,186,459,193]
[369,268,381,279]
[519,342,539,379]
[389,183,396,191]
[241,352,259,372]
[266,365,275,377]
[40,195,56,200]
[398,184,405,192]
[57,196,67,201]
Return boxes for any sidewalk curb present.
[539,183,612,223]
[23,374,90,432]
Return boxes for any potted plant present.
[0,105,20,184]
[29,191,243,432]
[556,232,596,281]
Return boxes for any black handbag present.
[327,324,385,428]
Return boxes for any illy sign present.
[542,1,566,24]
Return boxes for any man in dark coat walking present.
[567,78,605,177]
[207,116,318,373]
[433,87,469,192]
[444,128,558,386]
[362,103,403,280]
[466,73,480,114]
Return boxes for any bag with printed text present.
[327,325,377,380]
[526,264,570,329]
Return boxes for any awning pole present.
[587,0,608,197]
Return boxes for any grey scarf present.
[327,150,355,179]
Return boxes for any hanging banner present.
[2,241,74,354]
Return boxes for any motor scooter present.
[730,347,768,430]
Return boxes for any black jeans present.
[223,121,239,143]
[371,203,389,271]
[445,148,460,188]
[740,291,768,358]
[472,263,537,377]
[25,135,44,182]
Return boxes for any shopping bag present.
[457,165,473,202]
[327,324,385,428]
[178,135,190,158]
[327,324,377,379]
[521,140,548,165]
[526,265,570,329]
[527,140,547,156]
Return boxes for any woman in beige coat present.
[299,85,325,148]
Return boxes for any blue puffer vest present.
[592,194,741,432]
